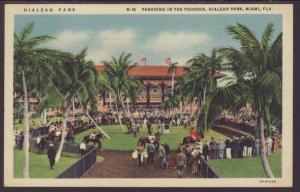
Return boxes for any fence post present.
[73,163,76,178]
[83,155,86,172]
[206,162,208,178]
[90,149,93,167]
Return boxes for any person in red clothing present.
[273,133,280,153]
[190,127,200,142]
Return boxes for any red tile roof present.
[96,64,224,79]
[129,66,186,77]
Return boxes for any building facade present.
[95,65,224,112]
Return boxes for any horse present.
[125,118,133,134]
[137,137,150,147]
[182,136,194,145]
[154,132,161,141]
[83,133,104,150]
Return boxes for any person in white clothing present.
[266,136,273,156]
[225,139,232,158]
[241,136,247,157]
[80,140,87,157]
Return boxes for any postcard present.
[4,3,293,187]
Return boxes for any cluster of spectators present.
[214,116,256,134]
[174,130,281,177]
[14,130,24,149]
[175,143,204,177]
[180,131,280,162]
[134,140,170,169]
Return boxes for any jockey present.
[90,127,96,140]
[190,127,200,142]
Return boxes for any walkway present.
[212,124,254,138]
[83,150,200,178]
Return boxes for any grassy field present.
[74,124,229,151]
[14,148,78,178]
[208,150,282,178]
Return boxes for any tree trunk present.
[113,91,125,131]
[86,112,111,139]
[126,99,133,116]
[180,100,183,114]
[203,85,207,104]
[109,93,112,110]
[22,71,30,178]
[126,98,130,115]
[55,104,70,162]
[259,115,275,178]
[172,70,175,96]
[77,93,111,139]
[41,108,47,124]
[195,94,203,129]
[40,110,44,124]
[72,96,75,117]
[119,93,127,117]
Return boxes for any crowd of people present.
[214,111,257,134]
[133,138,171,169]
[131,121,281,178]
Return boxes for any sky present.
[15,14,282,66]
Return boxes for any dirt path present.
[83,150,200,178]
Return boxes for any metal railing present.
[29,124,95,138]
[198,157,220,178]
[56,146,97,178]
[30,126,49,138]
[29,139,94,158]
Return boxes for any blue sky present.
[15,14,282,66]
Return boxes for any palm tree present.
[175,76,195,114]
[203,23,282,178]
[124,77,143,112]
[97,73,114,110]
[14,22,56,178]
[184,48,225,132]
[102,52,136,131]
[168,62,178,96]
[161,92,180,115]
[53,48,111,162]
[73,49,111,139]
[30,50,65,125]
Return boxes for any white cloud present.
[48,29,90,49]
[87,28,137,63]
[143,31,211,54]
[96,28,135,50]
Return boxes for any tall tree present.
[14,22,56,178]
[102,52,136,131]
[185,48,225,132]
[124,77,143,112]
[53,48,111,162]
[168,62,178,96]
[203,23,282,178]
[161,92,180,115]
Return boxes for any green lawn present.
[208,150,282,178]
[14,148,78,178]
[75,124,229,151]
[96,156,105,163]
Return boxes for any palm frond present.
[261,23,274,51]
